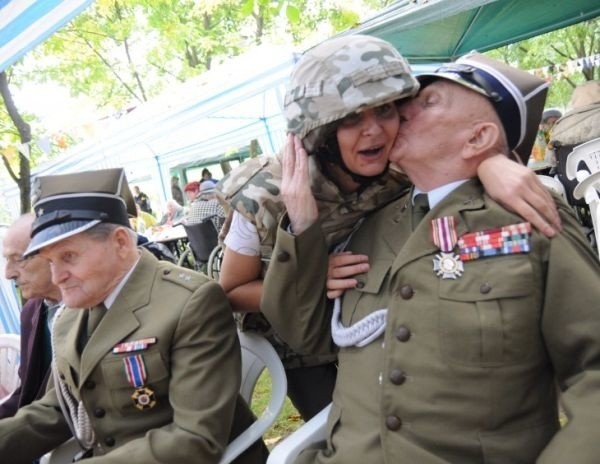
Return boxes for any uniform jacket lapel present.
[79,250,155,385]
[55,308,86,387]
[389,180,485,278]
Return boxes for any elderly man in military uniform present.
[0,168,265,463]
[1,213,62,418]
[261,54,600,463]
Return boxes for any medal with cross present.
[431,216,464,279]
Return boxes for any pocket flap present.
[439,256,532,302]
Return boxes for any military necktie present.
[79,304,107,351]
[412,193,430,230]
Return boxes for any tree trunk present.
[0,71,32,213]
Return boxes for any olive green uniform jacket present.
[262,179,600,464]
[0,249,264,464]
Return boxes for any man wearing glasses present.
[1,213,62,418]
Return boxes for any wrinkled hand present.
[281,134,319,235]
[327,251,370,299]
[478,155,562,237]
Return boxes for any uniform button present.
[389,369,406,385]
[355,281,365,289]
[395,325,411,342]
[84,380,95,390]
[104,437,115,447]
[399,285,414,299]
[94,408,106,418]
[59,372,65,380]
[163,269,171,275]
[386,415,402,431]
[480,282,492,294]
[277,251,290,262]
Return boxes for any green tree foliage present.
[1,0,386,214]
[488,19,599,108]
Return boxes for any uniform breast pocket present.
[438,256,542,366]
[101,348,170,414]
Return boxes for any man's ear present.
[462,122,501,160]
[113,227,135,254]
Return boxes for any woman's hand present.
[327,251,370,299]
[478,155,562,237]
[281,134,319,235]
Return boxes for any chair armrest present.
[40,438,81,464]
[267,403,332,464]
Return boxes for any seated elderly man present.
[186,180,226,232]
[262,54,600,463]
[0,168,266,463]
[1,213,62,418]
[158,199,185,227]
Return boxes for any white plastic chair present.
[42,330,287,464]
[565,137,600,259]
[0,333,20,405]
[220,330,287,464]
[267,403,331,464]
[537,174,567,201]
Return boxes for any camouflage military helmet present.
[284,34,419,153]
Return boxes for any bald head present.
[392,79,509,190]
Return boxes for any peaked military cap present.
[25,168,137,256]
[417,52,549,164]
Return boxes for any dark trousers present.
[285,362,337,421]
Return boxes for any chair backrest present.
[219,331,287,464]
[267,403,331,464]
[183,218,219,263]
[565,137,600,183]
[0,333,20,402]
[565,138,600,259]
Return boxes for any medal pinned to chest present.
[430,216,464,279]
[123,354,157,410]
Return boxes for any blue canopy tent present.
[0,0,94,333]
[0,0,94,72]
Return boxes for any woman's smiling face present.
[335,102,400,178]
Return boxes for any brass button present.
[84,380,96,390]
[399,285,414,299]
[277,251,290,262]
[480,282,492,294]
[94,408,105,418]
[389,369,406,385]
[355,281,365,289]
[104,436,115,447]
[385,415,402,431]
[395,325,411,342]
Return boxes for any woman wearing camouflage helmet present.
[215,34,560,421]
